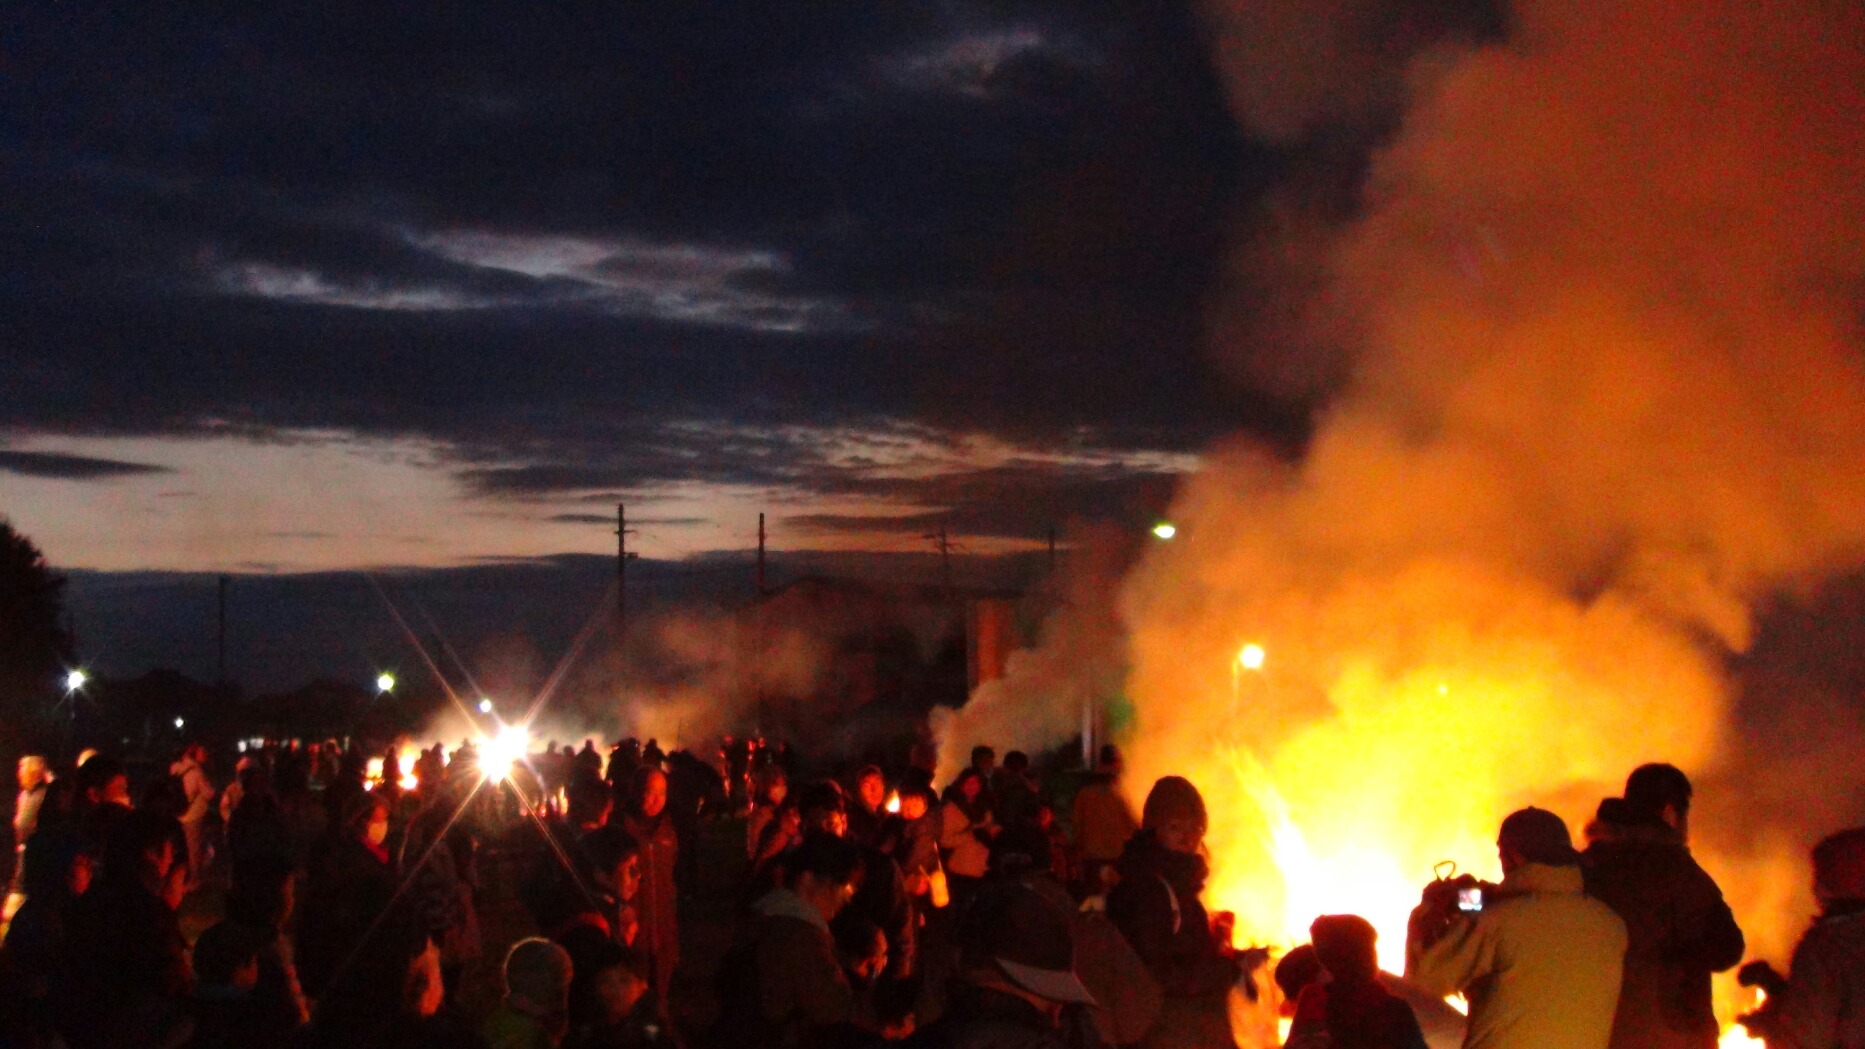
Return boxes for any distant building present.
[734,576,1026,755]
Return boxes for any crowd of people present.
[1,733,1861,1049]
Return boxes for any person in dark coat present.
[1736,826,1865,1048]
[1106,776,1240,1049]
[295,793,397,999]
[186,920,278,1049]
[557,927,659,1048]
[846,766,891,850]
[1284,915,1426,1049]
[796,781,918,981]
[398,780,481,991]
[1582,764,1744,1049]
[293,916,485,1049]
[58,808,194,1049]
[620,765,679,1010]
[714,832,864,1049]
[2,826,95,1003]
[898,880,1101,1049]
[224,855,310,1035]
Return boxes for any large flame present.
[1117,0,1865,1038]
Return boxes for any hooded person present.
[1283,916,1427,1049]
[1736,826,1865,1048]
[713,832,864,1049]
[899,880,1101,1049]
[1582,764,1745,1049]
[1407,807,1628,1049]
[1106,776,1242,1049]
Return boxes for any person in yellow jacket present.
[1406,807,1629,1049]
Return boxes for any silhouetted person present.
[1582,763,1744,1049]
[1285,915,1426,1049]
[60,808,193,1049]
[1736,826,1865,1048]
[620,766,678,1010]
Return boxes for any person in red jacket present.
[1285,915,1427,1049]
[619,765,679,1012]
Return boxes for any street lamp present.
[376,672,396,694]
[477,697,494,714]
[174,717,185,730]
[65,669,88,693]
[1238,643,1266,672]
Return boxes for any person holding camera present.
[1405,808,1628,1049]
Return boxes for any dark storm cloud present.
[1,2,1275,469]
[0,450,172,480]
[787,460,1181,540]
[547,514,706,527]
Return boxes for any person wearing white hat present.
[901,881,1097,1047]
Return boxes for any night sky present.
[1,2,1490,684]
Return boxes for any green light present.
[1151,522,1177,540]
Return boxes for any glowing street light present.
[376,672,396,694]
[173,717,186,730]
[65,669,88,692]
[1238,643,1267,672]
[477,697,494,714]
[1151,522,1178,541]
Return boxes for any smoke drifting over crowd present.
[946,0,1865,995]
[1122,0,1865,976]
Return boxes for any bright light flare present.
[884,790,901,814]
[376,672,396,693]
[477,697,494,714]
[173,717,185,730]
[65,669,88,692]
[365,756,386,788]
[1237,643,1266,671]
[397,742,422,791]
[1720,1027,1765,1049]
[1151,522,1178,540]
[478,723,531,782]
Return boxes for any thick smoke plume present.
[1119,0,1865,981]
[932,524,1134,783]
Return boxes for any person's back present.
[1582,766,1743,1049]
[1407,809,1627,1049]
[1287,915,1426,1049]
[1071,773,1137,867]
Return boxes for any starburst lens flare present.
[479,723,531,782]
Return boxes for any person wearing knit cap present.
[1107,776,1239,1049]
[1407,807,1627,1049]
[1736,826,1865,1048]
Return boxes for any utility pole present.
[217,575,230,686]
[616,504,639,644]
[923,523,957,595]
[756,512,767,595]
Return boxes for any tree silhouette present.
[0,518,74,750]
